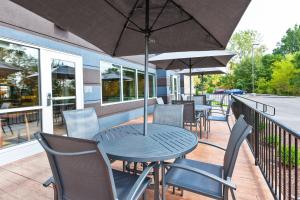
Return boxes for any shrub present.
[279,145,300,167]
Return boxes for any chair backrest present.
[223,115,252,178]
[153,104,184,128]
[63,108,100,139]
[36,133,117,200]
[219,94,226,105]
[172,100,195,124]
[193,96,206,105]
[156,97,165,105]
[1,102,11,109]
[225,99,234,119]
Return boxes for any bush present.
[279,145,300,167]
[264,135,279,146]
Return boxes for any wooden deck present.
[0,116,273,200]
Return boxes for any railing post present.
[254,111,259,165]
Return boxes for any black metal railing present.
[232,96,299,200]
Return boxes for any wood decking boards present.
[0,116,273,200]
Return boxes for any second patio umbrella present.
[11,0,250,135]
[150,50,234,99]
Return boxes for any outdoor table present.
[93,123,198,200]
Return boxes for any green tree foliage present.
[273,25,300,55]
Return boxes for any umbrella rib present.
[165,59,176,70]
[178,59,189,66]
[103,0,143,32]
[112,0,141,56]
[191,57,206,66]
[213,56,227,66]
[149,0,170,31]
[151,17,192,33]
[169,0,224,48]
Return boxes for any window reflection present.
[138,72,144,99]
[0,40,40,109]
[101,61,121,103]
[123,68,136,101]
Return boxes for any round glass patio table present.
[93,123,198,200]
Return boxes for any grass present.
[279,145,300,167]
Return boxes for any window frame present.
[100,62,156,106]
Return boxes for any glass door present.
[40,49,83,135]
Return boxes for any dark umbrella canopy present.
[11,0,250,56]
[11,0,250,136]
[149,50,234,98]
[0,62,20,78]
[150,50,235,70]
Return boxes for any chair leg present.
[161,163,166,200]
[227,120,232,133]
[230,188,236,200]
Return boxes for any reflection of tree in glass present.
[0,41,39,106]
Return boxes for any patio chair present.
[63,108,100,139]
[172,100,200,134]
[207,99,234,134]
[162,115,252,200]
[35,132,155,200]
[193,95,206,105]
[153,104,184,128]
[210,94,226,114]
[156,97,165,104]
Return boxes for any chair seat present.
[207,115,226,121]
[113,170,151,200]
[165,159,223,199]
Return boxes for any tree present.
[227,30,266,61]
[273,25,300,55]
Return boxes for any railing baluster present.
[295,138,298,200]
[275,124,278,197]
[279,127,282,200]
[288,134,291,200]
[283,130,286,200]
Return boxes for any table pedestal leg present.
[154,162,161,200]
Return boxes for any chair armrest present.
[43,177,55,187]
[127,162,157,200]
[165,163,236,190]
[198,141,226,151]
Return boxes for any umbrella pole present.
[143,0,150,136]
[189,64,192,100]
[201,73,204,95]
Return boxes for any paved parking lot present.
[236,95,300,134]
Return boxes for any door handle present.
[47,93,52,106]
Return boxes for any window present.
[138,72,144,99]
[149,74,156,98]
[0,39,41,149]
[101,61,121,103]
[0,40,40,109]
[123,68,136,101]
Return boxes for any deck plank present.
[0,116,273,200]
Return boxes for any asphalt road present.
[235,95,300,135]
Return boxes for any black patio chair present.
[172,100,200,135]
[35,132,155,200]
[207,99,234,134]
[153,104,184,128]
[63,108,100,139]
[161,115,252,200]
[210,94,226,114]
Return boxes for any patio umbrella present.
[178,67,227,94]
[150,50,234,98]
[0,62,20,78]
[11,0,250,135]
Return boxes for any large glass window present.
[149,74,156,98]
[123,68,136,101]
[138,72,144,99]
[101,61,121,103]
[0,40,40,109]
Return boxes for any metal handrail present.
[234,95,276,116]
[232,96,299,138]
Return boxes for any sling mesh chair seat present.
[35,132,155,200]
[162,115,252,199]
[63,108,100,139]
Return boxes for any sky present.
[234,0,300,53]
